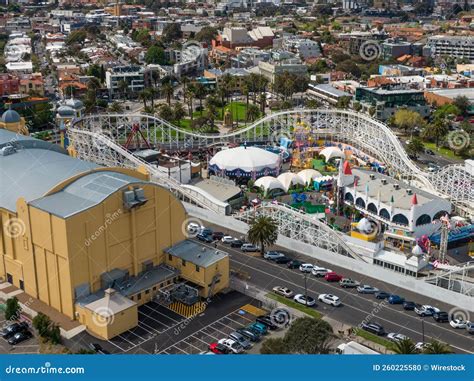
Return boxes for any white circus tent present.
[320,146,345,162]
[277,172,305,192]
[254,176,285,194]
[297,169,322,184]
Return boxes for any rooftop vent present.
[381,179,387,185]
[123,187,148,210]
[406,189,413,195]
[393,184,400,190]
[369,174,375,180]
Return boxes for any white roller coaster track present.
[71,109,473,214]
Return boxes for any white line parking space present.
[161,309,258,354]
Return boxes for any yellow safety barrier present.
[168,301,207,318]
[239,304,266,317]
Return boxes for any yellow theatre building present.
[0,128,229,340]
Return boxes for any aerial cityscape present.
[0,0,473,366]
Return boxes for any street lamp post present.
[421,318,425,343]
[304,272,308,305]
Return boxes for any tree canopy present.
[145,45,166,65]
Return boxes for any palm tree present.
[185,87,195,120]
[259,92,266,114]
[392,338,417,354]
[138,90,149,109]
[193,82,207,116]
[423,340,453,354]
[117,80,129,99]
[108,101,123,113]
[148,87,157,108]
[247,216,278,256]
[422,118,448,148]
[173,102,186,127]
[246,104,260,123]
[87,77,101,91]
[242,83,250,115]
[162,83,174,106]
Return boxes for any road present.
[193,236,474,354]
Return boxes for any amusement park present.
[60,105,473,286]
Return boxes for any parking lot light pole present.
[304,272,308,305]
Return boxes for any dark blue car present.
[388,295,405,304]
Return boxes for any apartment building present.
[106,65,145,98]
[425,35,474,60]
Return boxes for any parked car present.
[287,259,303,269]
[299,263,314,273]
[248,322,268,336]
[361,322,385,336]
[318,294,341,307]
[1,322,29,339]
[311,266,332,277]
[432,311,449,323]
[272,286,294,298]
[274,256,292,264]
[339,278,360,288]
[425,149,435,155]
[200,228,213,236]
[387,333,408,343]
[450,319,468,329]
[218,338,244,354]
[374,291,390,299]
[196,233,213,243]
[388,295,405,304]
[325,272,343,282]
[293,294,316,306]
[89,343,110,354]
[402,301,416,310]
[264,251,285,260]
[466,322,474,334]
[236,328,261,342]
[256,316,279,330]
[241,243,259,252]
[221,236,235,244]
[357,285,379,294]
[415,342,428,352]
[415,305,440,317]
[229,332,252,350]
[209,342,229,354]
[7,331,33,345]
[212,232,224,240]
[230,240,244,248]
[187,222,204,235]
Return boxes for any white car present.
[415,342,427,352]
[293,294,316,306]
[450,319,468,329]
[264,251,285,260]
[187,222,204,234]
[387,333,409,343]
[415,305,440,317]
[311,266,332,277]
[357,285,379,294]
[221,236,235,244]
[272,286,294,298]
[217,338,244,354]
[299,263,314,273]
[318,294,341,307]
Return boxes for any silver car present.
[229,331,252,350]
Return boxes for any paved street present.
[193,236,474,354]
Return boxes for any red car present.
[325,272,343,282]
[209,342,229,354]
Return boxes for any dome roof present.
[65,97,84,110]
[57,105,75,117]
[357,217,373,233]
[277,172,305,192]
[297,169,322,184]
[254,176,284,193]
[209,146,279,172]
[1,108,21,124]
[320,146,345,162]
[412,244,424,256]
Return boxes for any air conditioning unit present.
[406,189,413,195]
[381,179,387,185]
[134,187,148,206]
[369,174,375,180]
[123,190,139,209]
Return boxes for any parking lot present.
[0,312,39,354]
[105,301,185,353]
[160,306,266,354]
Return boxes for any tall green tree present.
[193,82,207,116]
[247,216,278,255]
[422,118,448,148]
[162,83,174,106]
[392,109,425,134]
[173,102,186,126]
[406,137,425,156]
[159,104,174,122]
[5,297,21,321]
[453,96,470,116]
[423,340,453,354]
[117,80,129,99]
[145,45,166,65]
[246,104,260,122]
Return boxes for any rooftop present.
[165,239,228,268]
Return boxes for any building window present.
[145,289,150,295]
[137,293,141,300]
[182,259,186,267]
[195,265,200,272]
[153,286,156,291]
[168,254,172,261]
[159,283,164,288]
[6,273,12,284]
[19,280,24,290]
